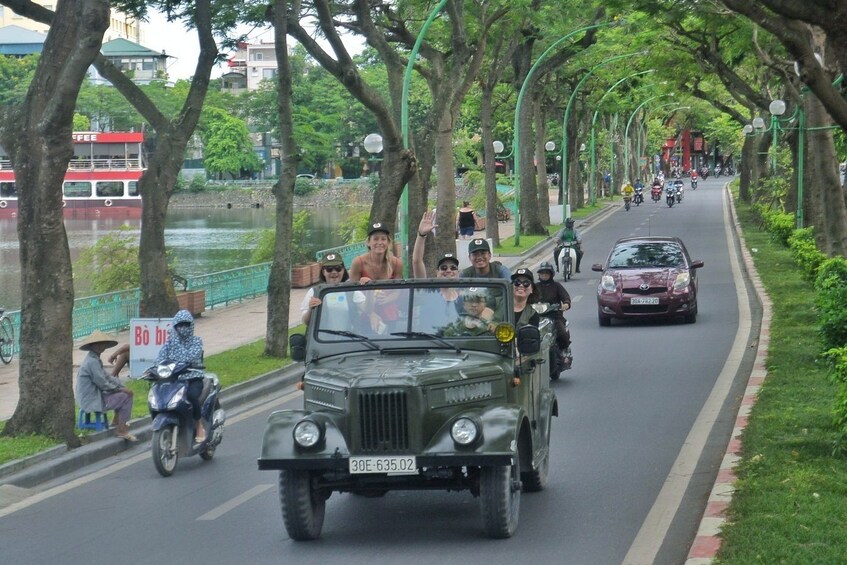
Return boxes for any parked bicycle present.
[0,308,14,364]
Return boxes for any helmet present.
[565,217,575,228]
[537,261,555,274]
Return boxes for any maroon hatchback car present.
[591,236,704,326]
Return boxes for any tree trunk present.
[266,0,296,358]
[739,135,755,203]
[534,101,551,227]
[0,0,109,442]
[91,0,218,317]
[435,111,459,257]
[479,83,501,247]
[805,94,847,256]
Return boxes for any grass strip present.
[717,198,847,563]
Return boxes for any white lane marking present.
[197,484,274,521]
[623,186,752,564]
[571,295,583,304]
[0,389,301,518]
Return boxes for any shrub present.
[825,346,847,454]
[763,211,795,245]
[74,226,141,293]
[815,257,847,350]
[188,174,207,193]
[787,227,827,281]
[249,210,319,265]
[294,177,317,196]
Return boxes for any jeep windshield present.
[312,280,509,343]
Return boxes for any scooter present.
[691,178,698,190]
[623,194,632,211]
[651,185,662,202]
[634,186,644,206]
[666,186,676,207]
[554,242,577,281]
[140,361,226,477]
[532,302,572,380]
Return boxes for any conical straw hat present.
[78,330,118,351]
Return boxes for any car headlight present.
[600,274,616,292]
[673,271,691,291]
[293,419,322,448]
[450,417,479,446]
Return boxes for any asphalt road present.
[0,176,758,565]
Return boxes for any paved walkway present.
[0,200,560,421]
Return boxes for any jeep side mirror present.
[289,334,306,362]
[516,325,541,355]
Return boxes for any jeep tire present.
[279,470,325,541]
[479,449,521,538]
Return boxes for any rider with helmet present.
[535,262,572,353]
[553,217,583,273]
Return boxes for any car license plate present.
[349,455,417,475]
[631,296,659,305]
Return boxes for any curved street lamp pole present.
[511,21,613,245]
[400,0,448,276]
[589,70,654,206]
[624,93,673,185]
[559,52,644,224]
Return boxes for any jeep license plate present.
[631,296,659,305]
[349,456,417,475]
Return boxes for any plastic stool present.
[77,410,110,432]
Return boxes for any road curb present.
[0,365,304,489]
[684,185,771,564]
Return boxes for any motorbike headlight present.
[157,363,175,378]
[166,387,186,409]
[600,274,616,292]
[451,417,480,446]
[674,271,691,291]
[293,420,322,448]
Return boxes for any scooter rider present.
[157,310,206,443]
[535,262,572,353]
[553,217,583,273]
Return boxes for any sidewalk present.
[0,201,549,422]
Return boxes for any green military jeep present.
[258,278,558,539]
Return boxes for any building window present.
[253,52,263,61]
[262,68,276,79]
[128,181,139,196]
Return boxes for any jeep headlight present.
[293,419,322,448]
[600,274,616,292]
[673,271,691,291]
[451,417,479,446]
[494,323,514,343]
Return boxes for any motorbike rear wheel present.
[152,425,178,477]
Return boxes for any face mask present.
[175,325,191,339]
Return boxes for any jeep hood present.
[306,352,508,388]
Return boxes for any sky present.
[144,11,275,81]
[143,11,363,82]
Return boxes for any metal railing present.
[2,262,274,356]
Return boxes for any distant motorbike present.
[532,302,572,380]
[691,178,698,190]
[674,181,684,203]
[623,194,632,211]
[666,186,676,207]
[651,185,662,202]
[554,241,577,281]
[141,361,226,477]
[634,186,644,206]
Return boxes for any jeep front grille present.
[359,390,409,452]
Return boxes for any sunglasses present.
[323,266,344,273]
[512,279,532,288]
[438,264,459,271]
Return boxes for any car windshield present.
[607,242,685,269]
[313,282,508,341]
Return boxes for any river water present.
[0,206,362,310]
